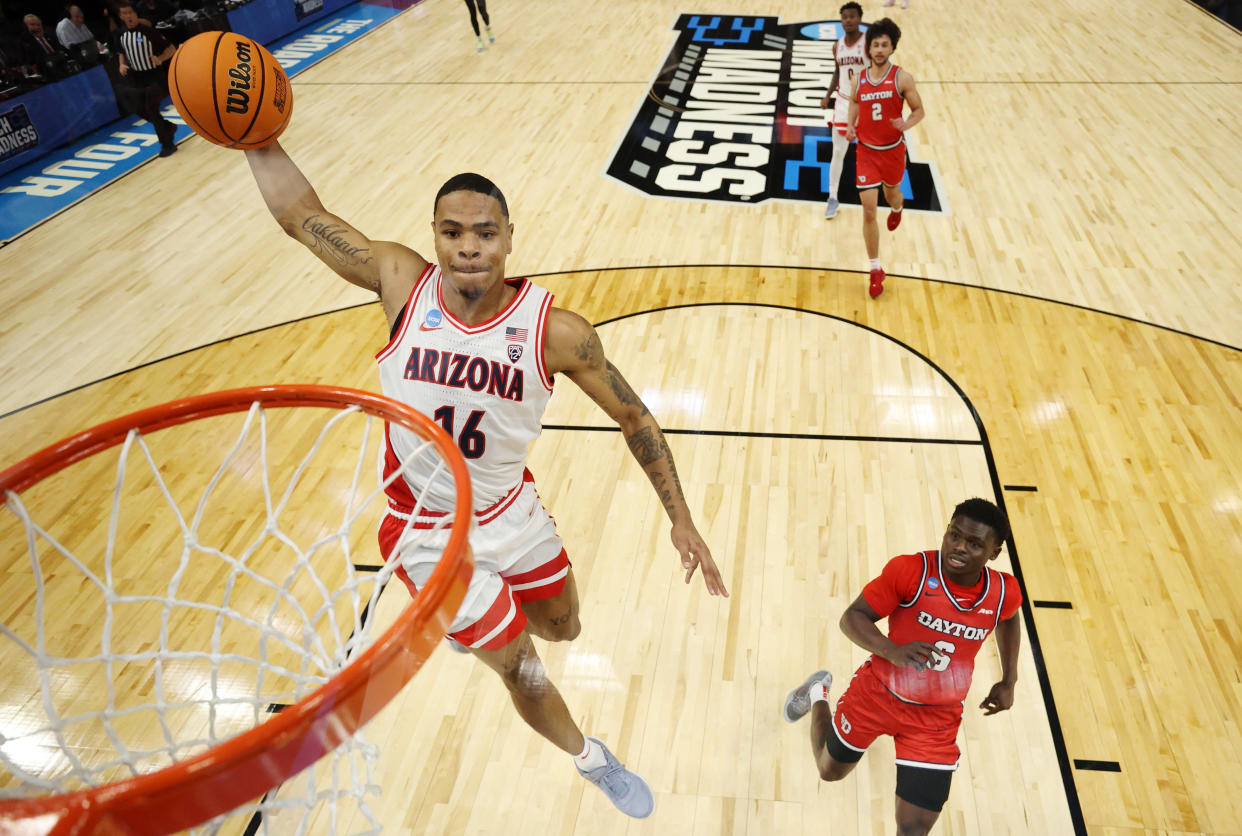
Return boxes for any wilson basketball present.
[168,32,293,150]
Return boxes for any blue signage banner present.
[227,0,355,48]
[0,1,409,245]
[0,66,121,177]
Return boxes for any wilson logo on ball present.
[225,39,254,115]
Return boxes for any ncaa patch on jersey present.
[928,577,940,589]
[423,309,443,329]
[606,14,947,213]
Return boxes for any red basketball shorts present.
[855,142,907,190]
[831,662,964,770]
[377,468,570,652]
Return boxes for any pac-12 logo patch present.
[606,14,946,212]
[507,344,523,362]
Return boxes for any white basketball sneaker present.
[783,670,832,723]
[576,737,654,818]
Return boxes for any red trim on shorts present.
[453,588,527,650]
[505,549,570,601]
[387,470,528,529]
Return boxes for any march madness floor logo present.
[607,14,947,212]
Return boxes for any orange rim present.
[0,385,473,835]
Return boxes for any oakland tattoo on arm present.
[302,214,373,267]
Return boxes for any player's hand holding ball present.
[168,32,293,149]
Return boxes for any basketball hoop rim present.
[0,385,474,835]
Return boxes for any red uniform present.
[854,63,907,190]
[831,551,1022,769]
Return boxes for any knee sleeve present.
[895,764,953,813]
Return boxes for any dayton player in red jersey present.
[845,17,924,298]
[784,498,1022,836]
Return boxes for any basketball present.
[168,32,293,150]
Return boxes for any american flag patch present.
[505,327,528,343]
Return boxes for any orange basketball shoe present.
[887,209,902,231]
[869,268,885,298]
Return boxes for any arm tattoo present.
[626,426,686,513]
[302,214,373,266]
[605,361,646,411]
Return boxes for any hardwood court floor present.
[1,0,1241,833]
[3,266,1241,834]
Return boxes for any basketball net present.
[0,387,473,835]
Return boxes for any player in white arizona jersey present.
[819,2,866,219]
[244,143,728,821]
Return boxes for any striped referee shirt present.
[112,24,168,72]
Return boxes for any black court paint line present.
[0,300,376,422]
[7,260,1240,422]
[265,703,290,714]
[1004,485,1039,492]
[1033,601,1075,609]
[594,303,1089,835]
[353,564,383,573]
[528,267,1242,355]
[1074,760,1122,772]
[542,424,983,446]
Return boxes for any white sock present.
[829,132,848,199]
[870,258,882,271]
[811,681,831,703]
[575,737,608,771]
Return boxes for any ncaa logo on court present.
[606,14,947,212]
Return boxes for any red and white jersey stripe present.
[376,265,555,512]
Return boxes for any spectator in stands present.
[20,13,71,78]
[56,4,104,62]
[109,1,176,156]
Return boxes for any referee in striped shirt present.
[110,3,177,157]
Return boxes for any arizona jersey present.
[376,264,554,512]
[855,63,905,150]
[862,550,1022,705]
[833,34,867,101]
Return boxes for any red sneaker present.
[887,210,902,231]
[869,268,885,298]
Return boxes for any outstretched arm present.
[244,141,426,324]
[546,308,728,597]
